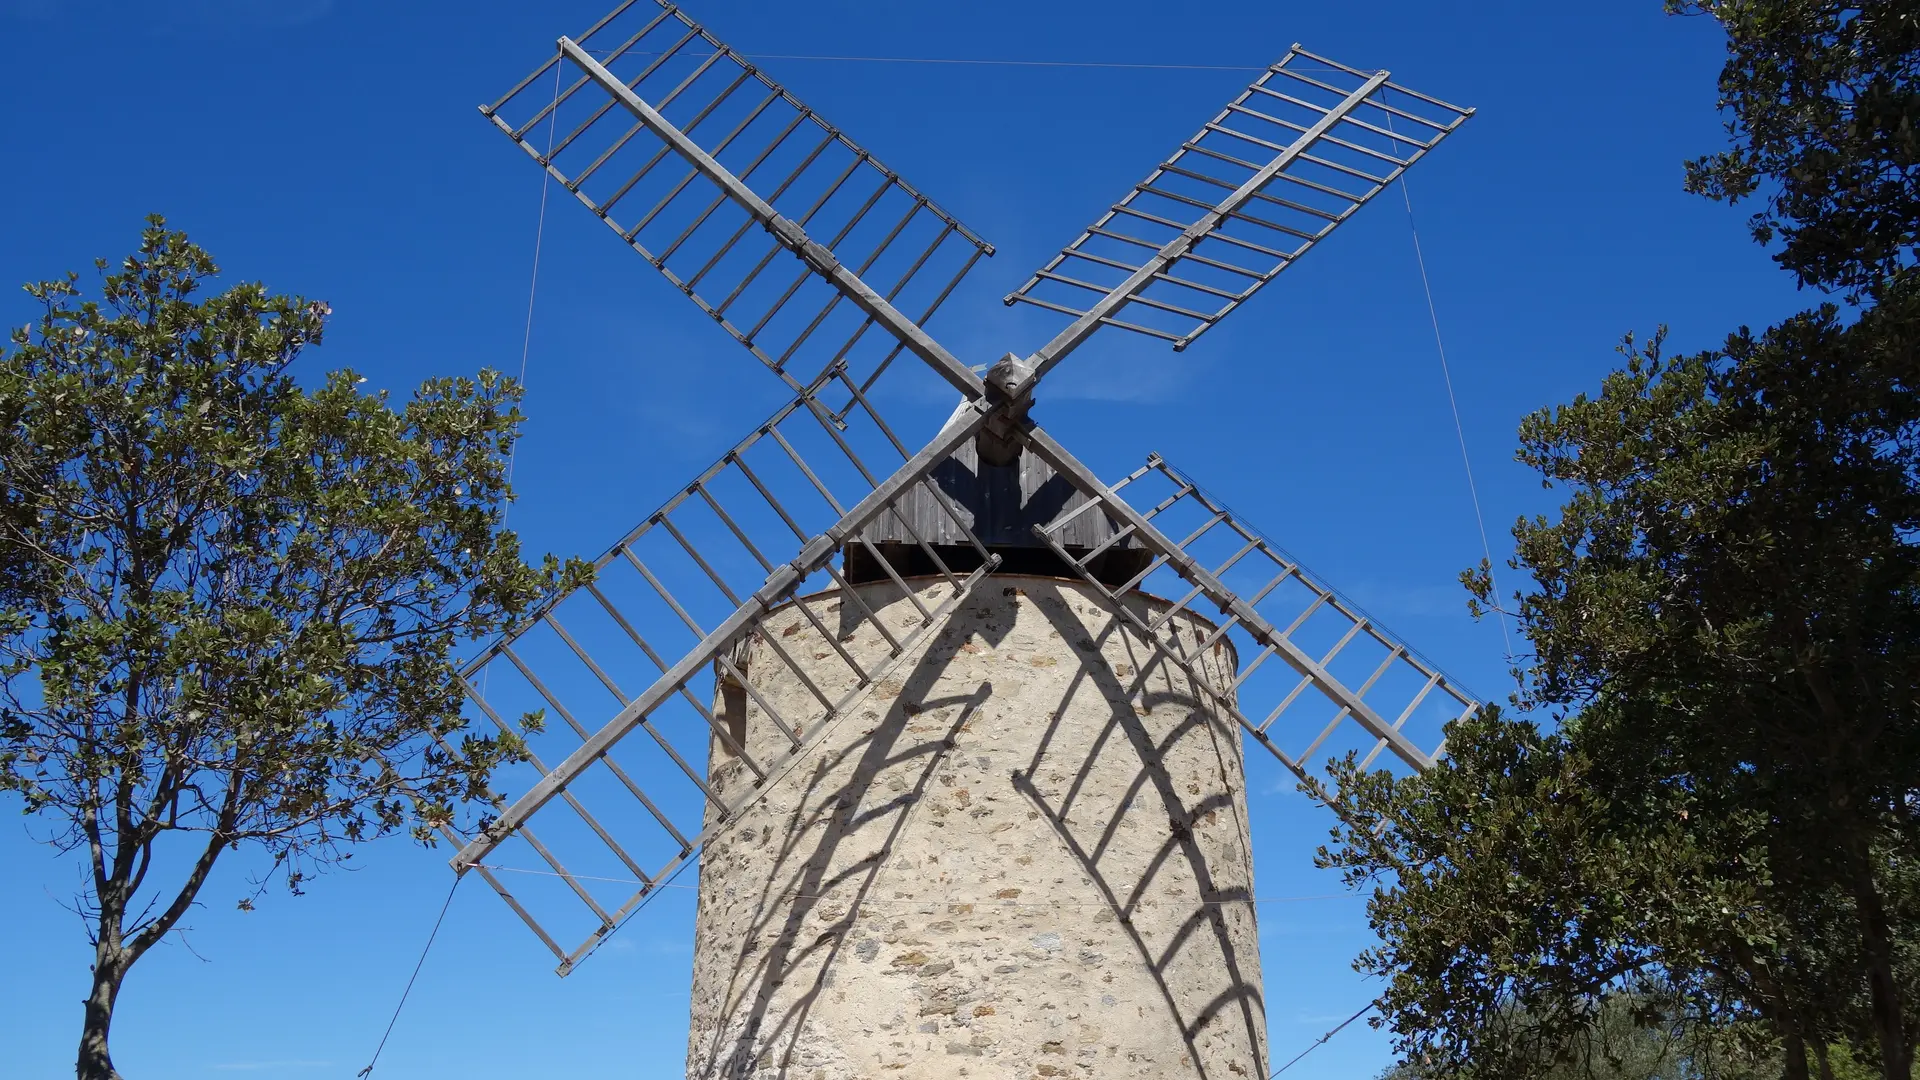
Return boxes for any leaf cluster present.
[1373,988,1776,1080]
[1323,708,1786,1080]
[0,217,586,965]
[1671,0,1920,295]
[1319,214,1920,1080]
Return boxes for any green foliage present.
[0,217,588,1078]
[1491,293,1920,891]
[1373,991,1752,1080]
[1671,1,1920,295]
[1322,708,1786,1080]
[1311,9,1920,1080]
[1319,292,1920,1080]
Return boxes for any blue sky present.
[0,1,1815,1078]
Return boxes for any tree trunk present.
[77,945,126,1080]
[1787,1031,1812,1080]
[1849,848,1910,1080]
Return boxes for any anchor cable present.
[506,60,563,494]
[365,68,563,1080]
[1267,1001,1376,1079]
[356,876,462,1077]
[582,45,1371,76]
[482,61,563,702]
[1384,116,1517,677]
[730,52,1267,71]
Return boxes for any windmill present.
[442,2,1481,1077]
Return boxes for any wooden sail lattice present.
[455,0,1479,974]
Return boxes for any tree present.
[1319,289,1920,1080]
[0,218,582,1080]
[1672,0,1920,296]
[1491,300,1920,1079]
[1313,7,1920,1079]
[1320,706,1792,1080]
[1323,704,1906,1080]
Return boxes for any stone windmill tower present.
[438,3,1481,1077]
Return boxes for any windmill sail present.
[445,366,1002,973]
[1009,47,1472,369]
[483,0,993,402]
[449,408,1483,975]
[1027,447,1480,784]
[454,3,1480,982]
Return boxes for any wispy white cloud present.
[1344,579,1470,621]
[601,931,692,959]
[1042,349,1203,404]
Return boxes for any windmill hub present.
[849,390,1151,585]
[974,354,1035,469]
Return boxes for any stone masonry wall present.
[686,575,1267,1079]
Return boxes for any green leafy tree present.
[1319,288,1920,1080]
[1488,299,1920,1078]
[1323,705,1892,1080]
[1315,7,1920,1080]
[0,218,582,1080]
[1671,0,1920,295]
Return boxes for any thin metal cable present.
[505,60,564,494]
[356,876,461,1077]
[482,63,562,700]
[583,47,1370,74]
[1396,178,1515,669]
[738,52,1268,71]
[584,47,1272,71]
[1380,117,1516,673]
[1267,1001,1375,1079]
